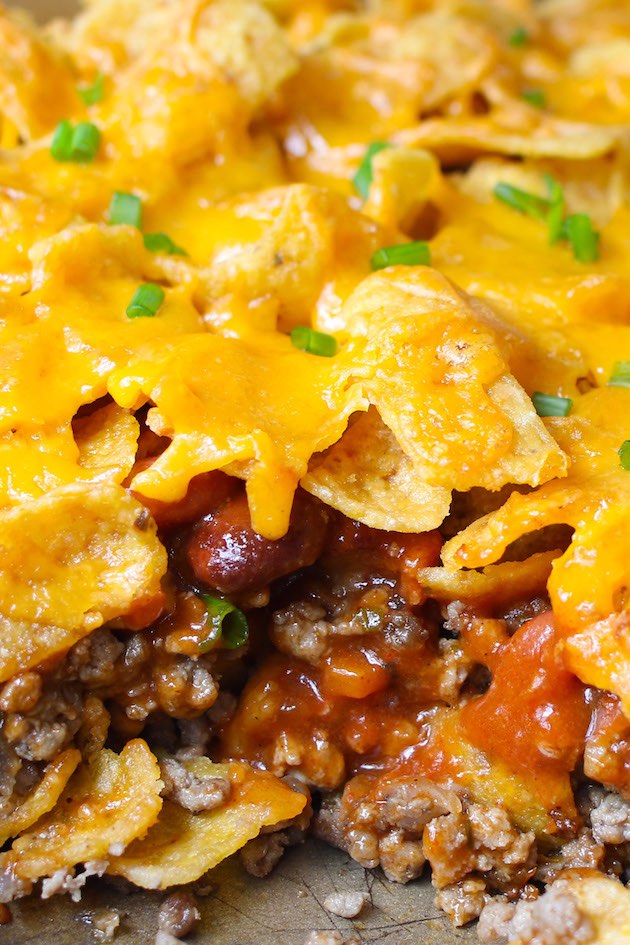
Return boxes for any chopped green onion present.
[126,283,165,319]
[619,440,630,471]
[371,241,431,270]
[199,594,249,652]
[78,72,105,106]
[544,174,565,245]
[143,232,187,256]
[50,120,73,161]
[565,213,600,263]
[532,392,572,417]
[352,141,390,199]
[70,121,101,162]
[493,182,549,221]
[508,26,528,46]
[608,361,630,388]
[108,191,143,228]
[290,325,337,357]
[522,88,546,108]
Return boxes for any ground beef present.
[435,878,487,927]
[0,672,42,713]
[271,601,332,663]
[160,758,231,813]
[477,882,594,944]
[158,891,200,937]
[537,830,605,884]
[423,803,535,892]
[590,792,630,845]
[0,869,32,904]
[2,684,83,762]
[40,861,108,902]
[66,630,125,687]
[241,778,313,877]
[80,907,122,942]
[323,891,368,918]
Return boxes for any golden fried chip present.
[303,407,451,532]
[0,749,80,848]
[0,482,166,682]
[108,758,306,889]
[363,146,440,231]
[74,402,139,483]
[417,550,560,608]
[4,740,162,881]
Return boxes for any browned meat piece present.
[323,891,368,918]
[157,891,200,938]
[477,881,594,944]
[186,490,329,594]
[240,778,312,877]
[160,758,231,813]
[435,877,486,927]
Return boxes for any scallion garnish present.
[544,174,565,245]
[619,441,630,471]
[508,26,528,46]
[532,392,572,417]
[143,232,187,256]
[565,213,600,262]
[371,241,431,270]
[522,88,546,108]
[78,72,105,106]
[51,120,101,162]
[198,594,249,652]
[290,325,337,357]
[126,283,165,319]
[108,191,143,228]
[353,141,390,199]
[50,119,73,161]
[608,361,630,388]
[493,182,549,221]
[70,121,101,162]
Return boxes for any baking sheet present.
[6,1,475,941]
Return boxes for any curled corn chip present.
[303,407,451,532]
[74,402,139,483]
[108,758,306,889]
[0,482,166,682]
[3,740,162,881]
[0,749,80,847]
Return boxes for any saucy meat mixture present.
[1,1,630,942]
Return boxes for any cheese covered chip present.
[0,482,166,682]
[0,749,80,848]
[2,740,162,882]
[108,758,306,888]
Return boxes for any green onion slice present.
[126,283,165,319]
[508,26,528,46]
[143,232,187,255]
[371,241,431,270]
[532,392,572,417]
[494,182,549,221]
[522,88,546,108]
[565,213,600,263]
[70,121,101,162]
[352,141,390,199]
[544,174,565,245]
[199,594,249,652]
[290,325,337,357]
[78,72,105,106]
[608,361,630,388]
[619,440,630,471]
[108,191,143,228]
[50,120,73,161]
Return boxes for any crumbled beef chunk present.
[435,878,486,927]
[590,792,630,845]
[158,891,200,938]
[2,684,82,761]
[477,882,594,944]
[40,861,108,902]
[80,906,122,942]
[0,672,42,713]
[323,890,368,918]
[537,829,604,884]
[66,629,125,687]
[160,758,231,813]
[271,601,331,663]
